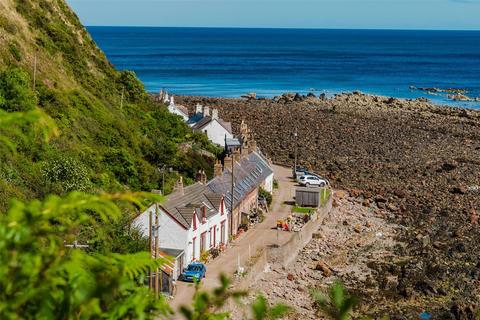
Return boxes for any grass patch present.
[320,188,332,207]
[292,205,315,214]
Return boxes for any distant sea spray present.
[88,27,480,109]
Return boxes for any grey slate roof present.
[225,138,242,147]
[189,115,233,134]
[161,182,224,229]
[207,151,273,210]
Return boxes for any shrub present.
[259,187,273,206]
[104,148,138,186]
[8,43,22,61]
[117,70,148,103]
[0,68,36,112]
[273,179,279,189]
[41,155,91,193]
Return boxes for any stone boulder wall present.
[177,93,480,317]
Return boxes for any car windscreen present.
[187,265,202,271]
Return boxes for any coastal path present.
[169,165,295,313]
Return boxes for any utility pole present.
[154,204,160,298]
[294,127,298,179]
[32,50,37,91]
[148,211,153,290]
[230,154,235,238]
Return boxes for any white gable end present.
[201,119,233,146]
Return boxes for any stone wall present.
[234,195,333,289]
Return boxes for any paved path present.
[170,165,295,312]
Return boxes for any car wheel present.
[306,183,310,187]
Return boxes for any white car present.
[298,175,327,187]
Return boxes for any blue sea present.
[88,27,480,108]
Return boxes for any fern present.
[0,190,168,319]
[311,281,359,320]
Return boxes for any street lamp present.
[293,127,298,179]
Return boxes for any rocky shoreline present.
[175,92,480,318]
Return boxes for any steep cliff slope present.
[0,0,216,210]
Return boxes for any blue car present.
[180,262,206,282]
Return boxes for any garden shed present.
[295,187,322,207]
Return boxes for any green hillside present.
[0,0,218,210]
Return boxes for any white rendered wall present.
[133,204,188,252]
[263,172,274,193]
[201,120,233,146]
[168,105,189,121]
[185,200,229,264]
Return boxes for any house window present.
[221,199,224,215]
[209,227,213,247]
[192,237,197,261]
[200,232,207,253]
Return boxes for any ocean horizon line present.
[86,25,480,32]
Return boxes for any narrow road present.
[170,165,295,312]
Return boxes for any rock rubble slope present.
[178,93,480,318]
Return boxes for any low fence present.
[234,191,333,289]
[267,194,332,268]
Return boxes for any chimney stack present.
[214,160,223,177]
[174,176,184,195]
[233,149,241,162]
[204,106,210,117]
[241,142,249,158]
[249,140,258,154]
[196,170,203,183]
[223,155,233,172]
[195,103,203,114]
[212,109,219,120]
[195,170,208,184]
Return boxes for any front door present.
[220,220,226,244]
[192,237,196,261]
[200,232,207,253]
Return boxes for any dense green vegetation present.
[0,1,363,319]
[0,97,291,319]
[0,0,220,212]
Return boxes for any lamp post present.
[230,153,234,238]
[294,127,298,179]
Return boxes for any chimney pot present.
[212,109,219,120]
[195,103,203,114]
[174,176,184,195]
[204,106,210,117]
[233,150,241,162]
[223,156,233,171]
[214,160,223,177]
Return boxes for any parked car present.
[298,175,327,187]
[293,166,308,179]
[180,262,206,282]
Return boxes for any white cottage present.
[167,96,189,121]
[188,105,233,146]
[133,182,229,279]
